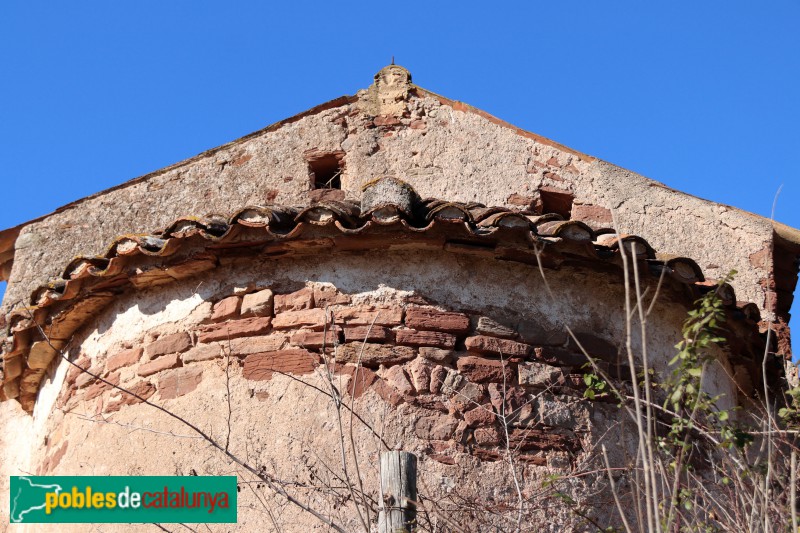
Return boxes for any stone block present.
[475,317,518,339]
[332,305,403,327]
[395,329,456,349]
[518,362,563,388]
[464,335,533,358]
[418,347,453,363]
[241,289,274,317]
[158,366,204,400]
[343,325,392,343]
[227,334,287,356]
[290,327,341,349]
[456,355,515,383]
[145,332,192,359]
[243,349,318,381]
[181,343,222,363]
[334,343,415,368]
[405,307,470,334]
[196,317,272,343]
[106,347,143,373]
[137,353,181,377]
[211,296,241,321]
[274,288,314,313]
[272,309,326,330]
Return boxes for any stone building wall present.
[4,247,740,531]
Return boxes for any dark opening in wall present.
[307,152,344,190]
[539,187,574,219]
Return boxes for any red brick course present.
[243,349,319,381]
[395,329,456,349]
[158,367,204,400]
[465,335,533,358]
[272,309,326,330]
[211,296,241,321]
[105,347,143,373]
[274,288,314,313]
[137,353,182,377]
[196,317,272,342]
[145,332,192,359]
[456,356,515,383]
[405,308,470,334]
[343,325,392,343]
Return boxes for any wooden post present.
[378,451,417,533]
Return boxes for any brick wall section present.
[57,284,623,467]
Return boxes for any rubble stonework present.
[0,65,794,531]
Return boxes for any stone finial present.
[367,64,412,117]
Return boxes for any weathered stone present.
[145,332,192,359]
[84,372,120,401]
[227,334,287,356]
[137,353,181,377]
[536,395,576,429]
[74,363,102,389]
[181,343,222,363]
[418,347,453,363]
[196,317,272,342]
[518,362,563,388]
[343,325,392,343]
[475,317,518,339]
[158,366,204,400]
[487,383,529,413]
[211,295,241,321]
[66,354,90,384]
[464,336,532,358]
[464,405,497,427]
[456,355,515,383]
[447,380,486,413]
[383,365,415,396]
[313,285,351,307]
[243,349,318,381]
[105,381,155,412]
[405,307,470,334]
[408,395,448,413]
[334,342,415,368]
[371,378,403,406]
[429,365,448,394]
[106,347,143,373]
[474,426,501,446]
[331,305,403,327]
[395,329,456,349]
[241,289,274,317]
[414,416,458,440]
[406,357,434,393]
[336,365,378,398]
[290,327,341,349]
[274,288,314,313]
[272,309,326,330]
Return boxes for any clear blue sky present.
[1,2,798,321]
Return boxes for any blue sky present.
[1,2,798,320]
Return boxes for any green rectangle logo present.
[9,476,237,523]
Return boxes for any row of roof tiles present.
[0,178,767,410]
